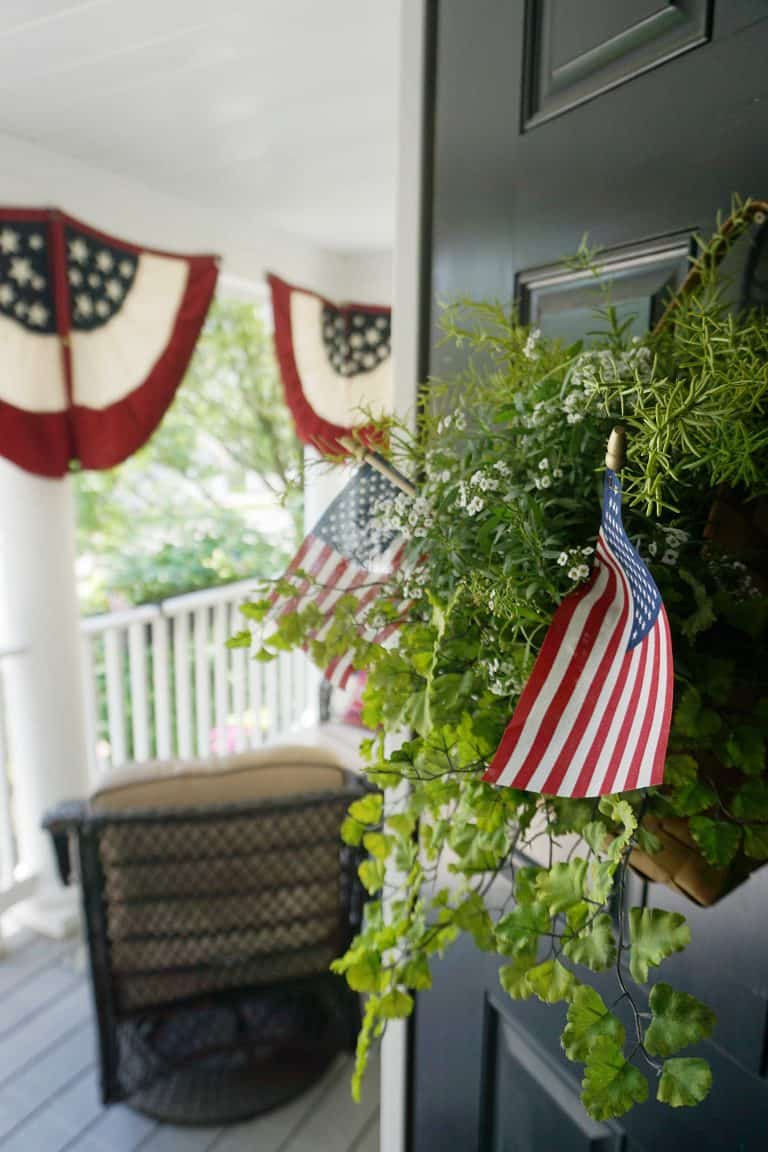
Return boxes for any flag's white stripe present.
[584,641,645,797]
[634,614,670,789]
[292,545,345,615]
[494,562,612,785]
[547,540,634,796]
[312,564,370,642]
[605,624,659,795]
[267,536,328,629]
[523,543,630,793]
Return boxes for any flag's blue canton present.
[0,221,56,334]
[65,226,137,332]
[602,469,662,649]
[313,462,401,566]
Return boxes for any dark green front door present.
[410,3,768,1149]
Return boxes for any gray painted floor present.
[0,931,379,1152]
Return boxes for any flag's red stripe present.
[280,542,333,617]
[599,637,650,795]
[569,638,636,798]
[623,625,662,791]
[538,549,630,795]
[313,555,353,612]
[487,564,617,790]
[648,608,673,787]
[323,551,407,685]
[482,572,600,785]
[268,536,314,608]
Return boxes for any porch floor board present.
[0,931,379,1152]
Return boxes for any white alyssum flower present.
[523,327,541,359]
[538,457,549,471]
[557,552,569,566]
[466,495,485,516]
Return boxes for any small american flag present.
[483,469,673,797]
[270,460,411,688]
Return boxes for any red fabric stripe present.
[268,536,314,608]
[482,571,599,785]
[538,552,629,795]
[599,638,649,795]
[507,564,618,790]
[73,254,218,470]
[279,542,334,617]
[623,625,662,790]
[484,562,614,788]
[648,608,674,787]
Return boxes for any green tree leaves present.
[629,909,690,984]
[645,984,715,1057]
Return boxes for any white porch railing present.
[80,580,317,782]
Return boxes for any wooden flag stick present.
[339,436,416,496]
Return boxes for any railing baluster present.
[152,615,171,760]
[128,621,149,762]
[264,657,278,743]
[213,602,228,756]
[104,628,126,768]
[229,602,247,752]
[194,607,211,757]
[279,651,292,732]
[173,612,192,759]
[81,634,100,784]
[248,645,262,747]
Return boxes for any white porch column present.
[0,459,89,934]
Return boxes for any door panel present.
[524,0,712,129]
[412,1,768,1148]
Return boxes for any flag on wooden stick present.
[269,455,414,689]
[483,457,673,798]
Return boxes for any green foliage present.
[75,298,302,613]
[254,213,768,1123]
[562,987,625,1062]
[629,909,691,984]
[581,1038,648,1121]
[645,983,716,1057]
[657,1058,713,1108]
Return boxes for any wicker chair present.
[43,744,367,1125]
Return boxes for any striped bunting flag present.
[269,459,411,688]
[483,469,673,797]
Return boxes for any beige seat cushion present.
[90,744,347,813]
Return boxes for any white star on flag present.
[9,257,33,285]
[69,237,89,264]
[0,228,19,254]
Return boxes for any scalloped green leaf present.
[629,908,690,984]
[722,725,765,776]
[348,793,384,826]
[514,866,544,904]
[563,913,617,972]
[526,959,578,1004]
[657,1058,712,1108]
[495,902,550,957]
[688,816,741,868]
[580,1037,648,1121]
[535,859,589,915]
[743,823,768,859]
[499,954,537,1000]
[362,832,395,861]
[562,986,625,1063]
[645,983,716,1057]
[378,990,414,1019]
[731,778,768,820]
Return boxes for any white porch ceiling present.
[0,0,399,254]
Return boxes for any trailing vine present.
[232,201,768,1120]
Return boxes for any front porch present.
[0,930,379,1152]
